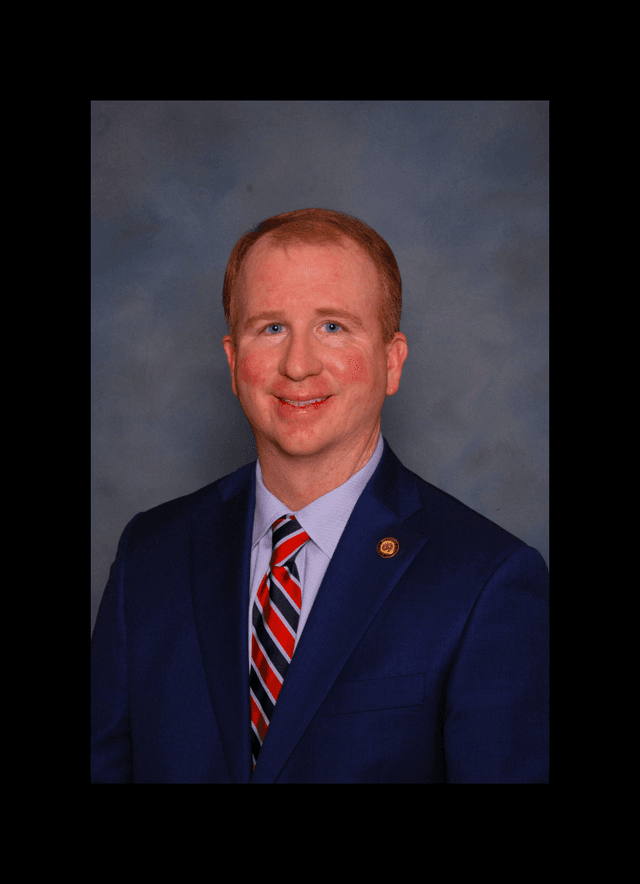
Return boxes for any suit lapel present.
[250,442,428,783]
[189,466,255,784]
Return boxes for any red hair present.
[222,208,402,344]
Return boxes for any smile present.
[278,396,330,408]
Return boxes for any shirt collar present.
[252,432,384,558]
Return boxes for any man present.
[91,208,548,783]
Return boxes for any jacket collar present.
[189,463,255,784]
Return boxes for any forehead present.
[237,238,381,311]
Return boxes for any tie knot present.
[270,514,310,567]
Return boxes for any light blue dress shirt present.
[249,432,384,666]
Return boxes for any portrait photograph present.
[91,100,549,783]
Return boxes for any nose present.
[279,327,323,381]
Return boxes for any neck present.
[258,427,380,511]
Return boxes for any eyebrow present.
[243,308,365,331]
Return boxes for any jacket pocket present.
[317,673,425,716]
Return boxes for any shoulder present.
[123,460,255,541]
[415,468,522,546]
[378,443,539,572]
[382,450,548,605]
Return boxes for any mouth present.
[276,395,331,410]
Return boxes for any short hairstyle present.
[222,208,402,345]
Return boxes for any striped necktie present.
[250,514,310,769]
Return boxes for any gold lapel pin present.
[377,537,399,558]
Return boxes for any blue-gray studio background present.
[91,100,549,632]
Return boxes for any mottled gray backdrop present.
[91,100,549,632]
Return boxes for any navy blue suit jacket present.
[91,439,549,783]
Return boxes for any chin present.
[270,432,333,459]
[276,440,327,458]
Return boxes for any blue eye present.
[324,322,341,333]
[266,324,283,334]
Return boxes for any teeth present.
[281,397,328,407]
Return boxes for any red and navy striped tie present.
[250,514,310,769]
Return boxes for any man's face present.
[222,239,407,464]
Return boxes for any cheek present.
[237,353,270,388]
[334,353,372,386]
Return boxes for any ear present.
[385,332,408,396]
[222,334,238,398]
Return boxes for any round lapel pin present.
[377,537,399,558]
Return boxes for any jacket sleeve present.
[444,544,549,783]
[91,514,142,783]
